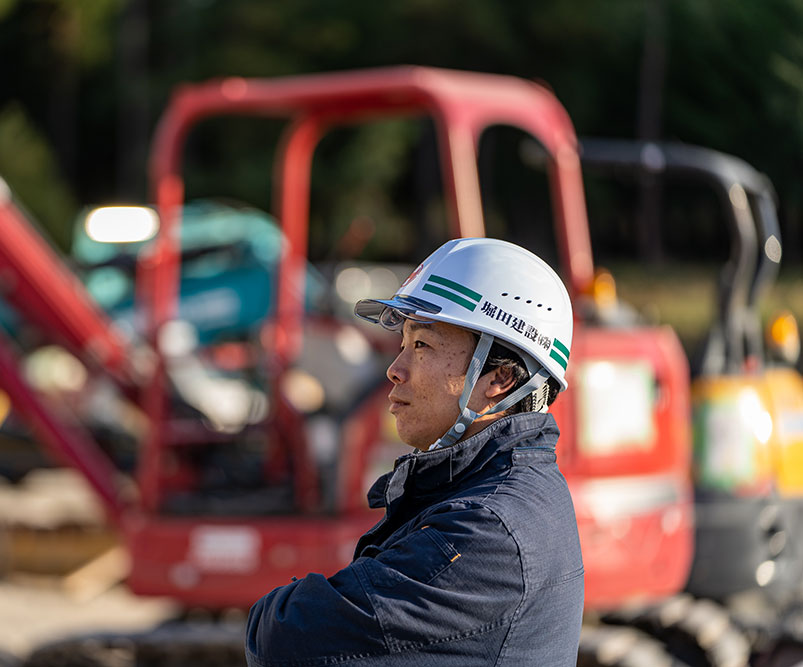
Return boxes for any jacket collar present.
[367,412,559,511]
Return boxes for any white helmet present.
[355,238,573,447]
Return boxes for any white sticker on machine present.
[188,525,261,573]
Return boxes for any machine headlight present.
[85,206,159,244]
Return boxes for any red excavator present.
[0,67,749,665]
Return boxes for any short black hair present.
[476,336,560,414]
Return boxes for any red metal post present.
[273,114,322,367]
[0,328,127,520]
[0,185,139,385]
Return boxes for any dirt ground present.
[0,577,178,659]
[0,468,178,660]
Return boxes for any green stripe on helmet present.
[422,284,478,311]
[552,337,570,359]
[549,348,568,370]
[427,274,482,303]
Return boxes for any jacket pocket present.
[364,525,461,589]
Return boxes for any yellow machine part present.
[691,375,775,494]
[761,367,803,497]
[0,390,9,426]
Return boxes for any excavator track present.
[597,594,752,667]
[748,600,803,667]
[578,623,685,666]
[22,621,247,667]
[0,650,19,667]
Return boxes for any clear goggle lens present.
[378,307,436,332]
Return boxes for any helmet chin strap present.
[430,333,551,449]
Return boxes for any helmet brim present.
[354,294,442,323]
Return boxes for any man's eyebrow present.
[406,321,435,333]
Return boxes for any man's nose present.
[386,351,407,384]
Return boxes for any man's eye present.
[413,340,428,349]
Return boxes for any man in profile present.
[246,237,584,666]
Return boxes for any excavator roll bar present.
[580,138,782,373]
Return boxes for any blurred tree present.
[0,0,18,21]
[0,0,801,262]
[0,102,77,249]
[664,0,803,261]
[0,0,118,247]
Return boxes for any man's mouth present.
[388,394,409,413]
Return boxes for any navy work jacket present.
[246,412,584,666]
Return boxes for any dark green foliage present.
[0,0,801,261]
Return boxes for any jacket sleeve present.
[245,563,386,666]
[245,502,525,666]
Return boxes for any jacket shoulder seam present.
[476,470,530,666]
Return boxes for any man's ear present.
[485,366,516,398]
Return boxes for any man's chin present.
[394,425,428,451]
